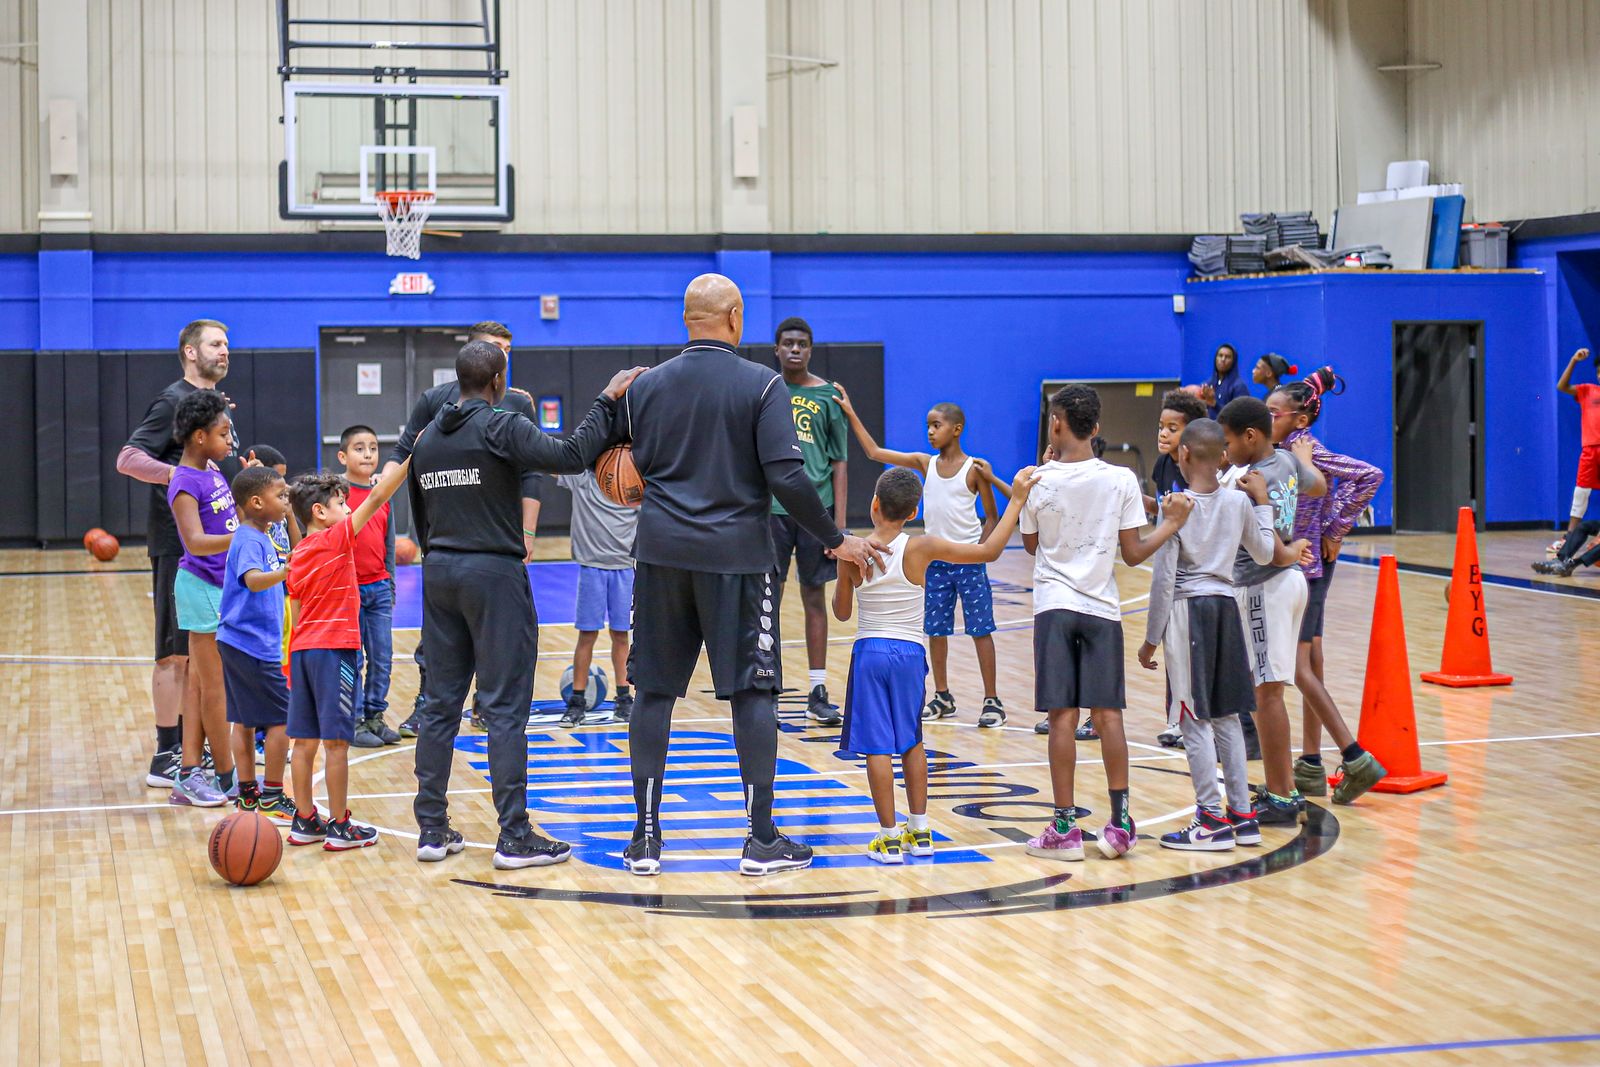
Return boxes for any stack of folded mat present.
[1188,234,1268,276]
[1241,211,1322,251]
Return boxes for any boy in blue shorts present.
[833,464,1038,863]
[556,470,639,727]
[217,466,297,825]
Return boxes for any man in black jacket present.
[407,340,643,870]
[617,274,886,877]
[384,321,541,736]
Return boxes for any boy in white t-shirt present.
[1021,385,1192,862]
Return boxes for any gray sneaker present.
[169,769,226,808]
[352,720,386,748]
[1332,752,1388,805]
[1294,757,1330,797]
[372,718,402,745]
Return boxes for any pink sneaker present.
[1025,823,1085,861]
[1097,817,1137,859]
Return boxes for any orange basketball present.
[595,445,644,507]
[82,527,107,550]
[395,536,419,565]
[89,533,120,562]
[208,811,283,887]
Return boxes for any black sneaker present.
[1254,791,1301,826]
[806,685,842,726]
[1228,807,1262,846]
[493,830,572,870]
[978,697,1006,728]
[1536,557,1579,578]
[469,705,488,730]
[739,832,813,876]
[560,696,587,729]
[1074,716,1100,741]
[398,714,419,739]
[288,807,329,846]
[1034,716,1050,735]
[373,718,402,745]
[613,691,634,724]
[352,720,385,748]
[623,836,663,876]
[416,826,465,863]
[923,691,957,721]
[145,747,180,788]
[324,813,379,851]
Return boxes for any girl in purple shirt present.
[166,389,241,807]
[1268,367,1387,804]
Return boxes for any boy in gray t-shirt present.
[556,471,640,725]
[1139,419,1309,851]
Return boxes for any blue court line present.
[1337,550,1600,603]
[1172,1032,1600,1066]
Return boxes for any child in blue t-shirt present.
[217,466,296,824]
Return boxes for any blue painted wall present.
[1182,271,1550,526]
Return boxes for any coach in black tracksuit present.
[616,273,885,878]
[407,340,642,870]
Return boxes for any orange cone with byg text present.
[1357,555,1447,793]
[1421,507,1513,688]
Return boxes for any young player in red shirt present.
[1536,348,1600,576]
[284,459,410,851]
[338,425,400,747]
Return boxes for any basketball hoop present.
[376,190,436,260]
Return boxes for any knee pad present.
[1573,486,1592,519]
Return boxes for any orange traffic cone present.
[1421,507,1513,688]
[1358,555,1447,793]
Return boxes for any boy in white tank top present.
[834,465,1039,864]
[834,386,1016,728]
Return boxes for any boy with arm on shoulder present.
[218,466,297,824]
[1021,385,1192,862]
[284,458,411,852]
[338,425,400,749]
[833,385,1010,727]
[833,465,1040,863]
[1137,419,1310,850]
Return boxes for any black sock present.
[156,724,180,751]
[1341,743,1365,762]
[1109,788,1130,828]
[629,690,675,840]
[570,687,586,703]
[180,764,199,778]
[616,685,631,698]
[240,780,261,801]
[731,689,779,842]
[1301,753,1323,766]
[217,768,236,793]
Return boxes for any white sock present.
[908,812,929,831]
[808,669,827,690]
[878,823,898,837]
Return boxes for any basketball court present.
[3,2,1600,1065]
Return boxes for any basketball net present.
[376,190,436,260]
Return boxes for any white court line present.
[8,727,1598,821]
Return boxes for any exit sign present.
[389,272,435,296]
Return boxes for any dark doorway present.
[1393,321,1483,533]
[1038,379,1180,494]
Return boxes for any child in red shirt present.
[338,425,400,747]
[285,459,410,851]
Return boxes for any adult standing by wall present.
[382,321,542,735]
[768,316,849,726]
[407,341,642,870]
[617,274,886,878]
[117,319,239,789]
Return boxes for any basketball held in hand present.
[595,446,644,507]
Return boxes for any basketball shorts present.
[1299,556,1338,642]
[1579,445,1600,490]
[287,648,358,742]
[923,561,996,637]
[838,638,927,756]
[218,640,290,728]
[174,568,223,634]
[575,565,635,632]
[1033,608,1125,711]
[151,554,190,660]
[1163,596,1256,721]
[630,562,780,699]
[1236,566,1308,687]
[769,513,834,588]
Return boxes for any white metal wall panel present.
[0,0,38,232]
[1408,0,1599,221]
[770,0,1340,234]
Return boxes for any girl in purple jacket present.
[1267,367,1389,805]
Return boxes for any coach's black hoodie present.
[408,393,618,559]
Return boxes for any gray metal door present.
[1394,321,1483,532]
[319,327,409,472]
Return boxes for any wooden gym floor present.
[1,530,1597,1066]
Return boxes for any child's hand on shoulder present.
[1040,444,1059,463]
[1291,538,1315,567]
[1290,436,1316,466]
[1137,642,1159,670]
[1011,465,1041,499]
[831,383,855,415]
[1160,491,1194,524]
[1238,470,1269,505]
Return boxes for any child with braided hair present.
[1266,366,1387,805]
